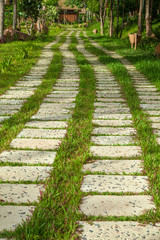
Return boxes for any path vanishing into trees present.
[0,30,159,239]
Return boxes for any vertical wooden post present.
[0,0,4,38]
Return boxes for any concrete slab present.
[17,129,67,139]
[140,104,160,109]
[0,150,56,164]
[152,123,160,129]
[48,93,77,98]
[0,109,18,115]
[83,159,143,174]
[94,114,132,120]
[25,121,67,129]
[0,105,22,110]
[97,93,122,98]
[78,221,160,240]
[36,108,70,114]
[15,81,41,86]
[81,175,148,193]
[80,195,155,216]
[40,103,75,109]
[31,114,71,121]
[0,94,32,99]
[0,99,25,105]
[0,166,52,181]
[93,119,133,126]
[91,146,142,158]
[150,117,160,122]
[95,108,130,114]
[96,98,126,102]
[139,95,160,100]
[146,111,160,116]
[10,138,61,150]
[44,98,75,103]
[94,102,127,107]
[0,206,34,232]
[91,136,134,145]
[92,127,136,135]
[0,184,44,203]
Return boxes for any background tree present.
[138,0,143,35]
[13,0,17,29]
[0,0,4,38]
[19,0,42,35]
[145,0,153,37]
[100,0,107,35]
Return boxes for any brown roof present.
[58,0,79,10]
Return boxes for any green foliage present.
[0,56,13,73]
[44,0,58,6]
[40,5,59,24]
[64,0,85,8]
[87,0,99,14]
[19,0,42,21]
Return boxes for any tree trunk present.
[116,0,119,38]
[0,0,4,38]
[120,0,125,38]
[13,0,17,30]
[138,0,143,35]
[109,0,114,37]
[145,0,152,37]
[100,0,104,35]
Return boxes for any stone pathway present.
[0,32,80,233]
[76,32,160,239]
[0,32,64,125]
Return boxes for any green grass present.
[0,25,63,96]
[0,32,97,239]
[82,30,160,222]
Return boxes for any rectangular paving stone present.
[139,95,160,100]
[17,129,67,139]
[92,127,136,135]
[31,114,71,121]
[91,146,142,158]
[0,184,44,203]
[94,114,132,120]
[94,102,127,107]
[0,105,22,110]
[0,109,18,115]
[80,195,155,217]
[44,98,75,103]
[140,104,160,109]
[146,110,160,116]
[150,117,160,122]
[37,108,70,114]
[0,166,52,181]
[10,138,61,150]
[97,93,122,98]
[15,81,41,86]
[40,103,75,109]
[81,175,148,193]
[78,221,160,240]
[97,98,126,102]
[137,92,159,96]
[95,108,130,114]
[82,159,143,174]
[25,121,67,129]
[0,99,25,105]
[0,150,56,164]
[93,119,133,126]
[0,94,32,99]
[91,136,134,145]
[0,206,34,232]
[151,123,160,129]
[48,93,77,98]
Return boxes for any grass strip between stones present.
[0,34,96,239]
[82,32,160,223]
